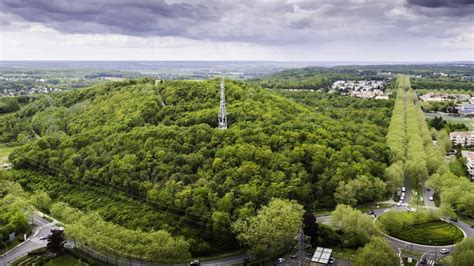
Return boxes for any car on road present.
[328,257,335,265]
[450,217,458,222]
[367,210,375,215]
[397,201,402,207]
[429,196,434,201]
[426,187,431,191]
[277,258,285,264]
[402,186,406,192]
[440,249,449,254]
[402,192,405,197]
[420,258,427,264]
[406,207,413,212]
[190,260,200,265]
[400,195,404,201]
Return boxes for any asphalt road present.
[0,214,58,266]
[421,178,436,209]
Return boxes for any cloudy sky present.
[0,0,473,61]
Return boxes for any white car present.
[429,196,434,201]
[440,249,449,254]
[402,192,405,197]
[397,201,402,207]
[402,187,406,192]
[278,258,285,264]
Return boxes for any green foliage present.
[451,238,474,266]
[0,178,30,241]
[232,198,303,258]
[5,78,391,254]
[0,97,20,113]
[334,175,386,206]
[30,191,53,213]
[353,237,398,266]
[65,209,191,262]
[330,204,377,248]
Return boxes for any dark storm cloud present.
[0,0,219,36]
[0,0,472,46]
[407,0,474,8]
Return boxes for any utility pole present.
[218,78,228,130]
[294,228,311,266]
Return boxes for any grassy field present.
[44,254,85,266]
[0,144,16,165]
[389,220,463,245]
[424,112,474,130]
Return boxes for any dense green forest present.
[3,78,392,256]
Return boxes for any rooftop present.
[312,247,332,264]
[450,131,474,137]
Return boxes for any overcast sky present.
[0,0,473,61]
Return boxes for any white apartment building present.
[466,152,474,180]
[450,131,474,146]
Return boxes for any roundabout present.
[376,211,464,246]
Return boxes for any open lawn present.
[0,144,16,165]
[388,220,463,245]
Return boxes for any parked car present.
[402,186,406,192]
[277,258,285,264]
[402,192,405,197]
[420,258,427,264]
[367,210,375,215]
[429,196,434,201]
[397,201,402,207]
[440,248,449,254]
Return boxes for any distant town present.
[331,80,389,99]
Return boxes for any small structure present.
[311,247,333,266]
[459,103,474,116]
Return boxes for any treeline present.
[411,77,474,91]
[3,78,394,255]
[50,202,191,262]
[385,77,445,194]
[386,76,473,219]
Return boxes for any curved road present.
[0,214,58,266]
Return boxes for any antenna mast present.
[218,78,228,130]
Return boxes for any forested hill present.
[3,78,392,255]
